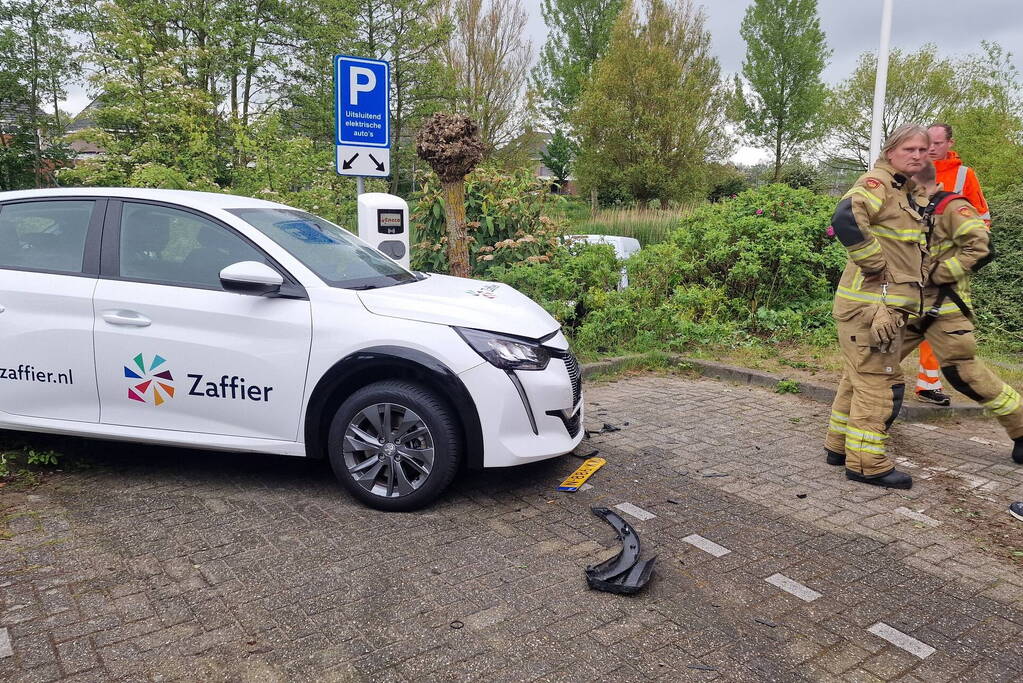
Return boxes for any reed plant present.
[569,204,700,246]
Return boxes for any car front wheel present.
[327,380,462,511]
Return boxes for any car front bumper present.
[458,352,584,468]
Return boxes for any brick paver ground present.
[2,373,1022,681]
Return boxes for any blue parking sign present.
[335,55,390,148]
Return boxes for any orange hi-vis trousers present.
[916,341,943,393]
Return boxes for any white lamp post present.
[868,0,894,167]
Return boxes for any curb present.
[580,354,985,421]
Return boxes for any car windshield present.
[227,208,416,289]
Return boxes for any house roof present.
[66,98,102,133]
[0,99,32,131]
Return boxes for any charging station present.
[357,193,410,269]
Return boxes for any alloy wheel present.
[342,402,435,498]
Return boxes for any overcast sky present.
[62,1,1021,164]
[525,0,1023,163]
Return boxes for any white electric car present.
[0,188,583,510]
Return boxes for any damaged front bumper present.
[585,507,656,594]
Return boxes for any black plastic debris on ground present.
[585,422,622,437]
[572,449,600,460]
[585,507,656,594]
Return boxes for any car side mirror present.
[219,261,284,296]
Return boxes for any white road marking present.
[970,436,994,446]
[909,423,939,431]
[682,534,730,557]
[0,627,12,658]
[614,502,655,521]
[894,507,942,527]
[868,622,935,659]
[765,573,822,602]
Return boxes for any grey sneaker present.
[1010,502,1023,522]
[916,390,951,406]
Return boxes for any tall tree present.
[0,0,78,187]
[826,44,966,170]
[540,129,576,191]
[65,0,225,187]
[944,42,1023,194]
[285,0,450,193]
[530,0,624,130]
[357,0,452,194]
[440,0,531,155]
[733,0,830,182]
[574,0,726,207]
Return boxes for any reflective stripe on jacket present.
[934,151,991,224]
[831,160,928,320]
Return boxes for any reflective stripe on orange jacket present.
[933,151,991,225]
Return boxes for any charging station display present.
[377,209,404,235]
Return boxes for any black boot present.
[825,449,845,466]
[845,468,913,489]
[1013,438,1023,465]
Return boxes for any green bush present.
[778,160,829,193]
[410,166,567,276]
[486,243,621,327]
[670,184,845,322]
[974,184,1023,349]
[493,184,846,356]
[706,163,747,202]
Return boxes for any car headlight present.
[454,327,551,371]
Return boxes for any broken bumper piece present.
[585,506,656,594]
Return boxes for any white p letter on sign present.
[349,67,376,105]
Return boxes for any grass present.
[581,351,695,382]
[567,204,701,247]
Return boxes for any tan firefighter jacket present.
[830,160,929,320]
[920,193,992,316]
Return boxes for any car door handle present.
[101,310,152,327]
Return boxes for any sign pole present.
[357,177,365,195]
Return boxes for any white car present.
[0,188,583,510]
[565,234,641,288]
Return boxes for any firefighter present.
[900,161,1023,463]
[822,124,932,490]
[911,123,992,407]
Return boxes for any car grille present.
[545,347,582,438]
[549,348,582,408]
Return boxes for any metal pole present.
[868,0,894,168]
[356,176,365,195]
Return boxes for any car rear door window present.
[0,200,94,274]
[118,202,267,289]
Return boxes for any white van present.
[0,189,583,510]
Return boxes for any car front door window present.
[119,203,267,288]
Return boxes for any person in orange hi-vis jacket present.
[910,122,992,406]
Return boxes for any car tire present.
[327,380,462,511]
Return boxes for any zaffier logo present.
[124,353,175,406]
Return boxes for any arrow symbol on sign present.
[342,153,359,170]
[369,153,386,172]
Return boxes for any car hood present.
[357,273,560,340]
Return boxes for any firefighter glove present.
[869,304,903,353]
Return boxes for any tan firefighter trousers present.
[825,315,906,477]
[902,314,1023,439]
